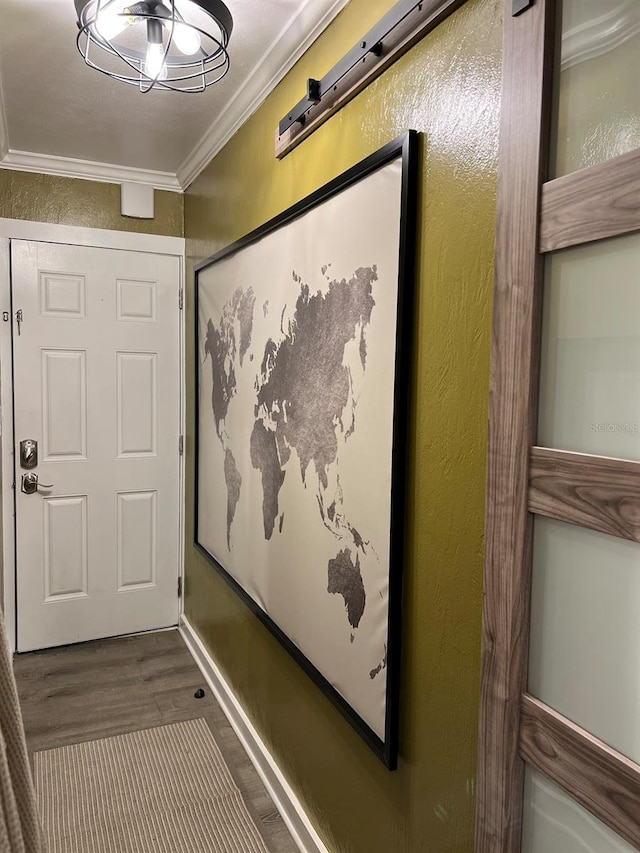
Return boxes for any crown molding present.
[0,0,348,192]
[0,150,182,191]
[177,0,350,190]
[562,0,640,70]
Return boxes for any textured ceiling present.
[0,0,346,180]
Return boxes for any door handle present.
[21,473,54,495]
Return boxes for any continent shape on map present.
[327,548,366,641]
[251,265,377,544]
[223,449,242,550]
[204,286,255,548]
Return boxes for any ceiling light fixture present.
[75,0,233,93]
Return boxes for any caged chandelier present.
[75,0,233,93]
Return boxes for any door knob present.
[21,473,54,495]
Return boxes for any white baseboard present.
[179,616,329,853]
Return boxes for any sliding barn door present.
[476,0,640,851]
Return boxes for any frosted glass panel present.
[538,232,640,460]
[522,768,635,853]
[553,0,640,177]
[529,516,640,763]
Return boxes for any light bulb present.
[145,42,167,79]
[95,2,131,40]
[170,21,201,55]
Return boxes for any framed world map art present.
[194,131,417,768]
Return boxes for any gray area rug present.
[34,718,270,852]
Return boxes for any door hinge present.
[179,288,184,310]
[512,0,533,15]
[179,434,184,455]
[178,576,183,597]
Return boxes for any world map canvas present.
[195,134,415,767]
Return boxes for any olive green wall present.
[184,0,501,850]
[0,170,183,237]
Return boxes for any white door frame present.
[0,218,186,653]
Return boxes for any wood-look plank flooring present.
[14,629,298,853]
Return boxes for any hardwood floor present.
[14,628,299,853]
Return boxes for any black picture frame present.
[194,130,417,769]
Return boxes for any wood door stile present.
[474,1,556,851]
[519,695,640,851]
[529,447,640,542]
[540,148,640,253]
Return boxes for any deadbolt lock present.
[20,439,38,470]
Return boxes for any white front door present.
[12,240,181,652]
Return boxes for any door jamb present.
[0,218,186,654]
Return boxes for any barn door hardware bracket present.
[275,0,464,159]
[512,0,534,15]
[278,0,419,137]
[307,78,321,105]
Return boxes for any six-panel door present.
[13,241,181,652]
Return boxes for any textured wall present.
[0,170,183,237]
[184,0,501,850]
